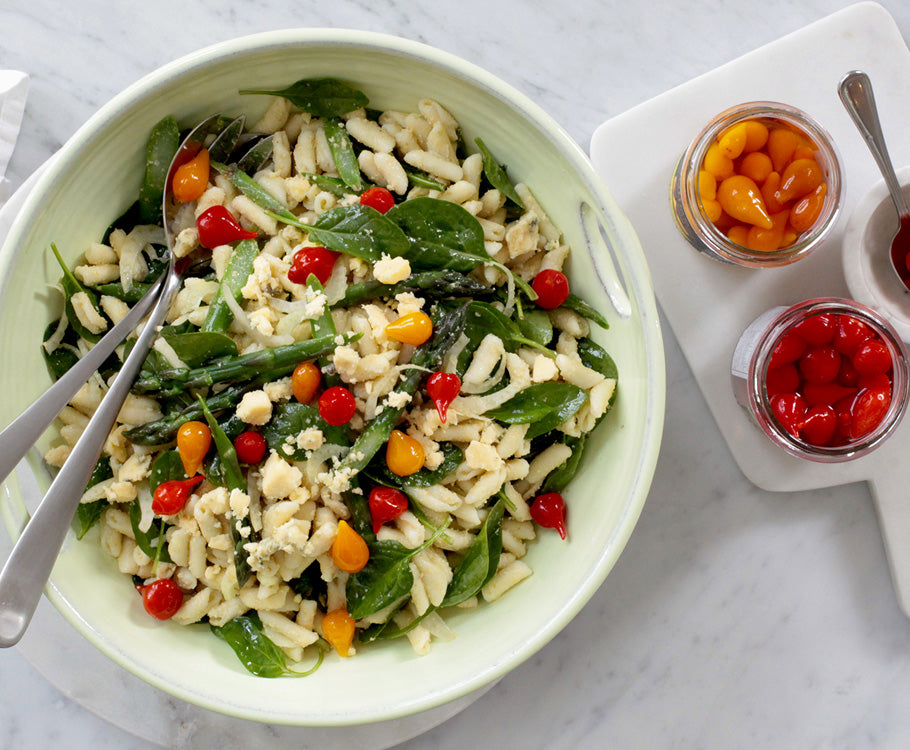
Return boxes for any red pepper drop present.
[137,578,184,620]
[426,372,460,423]
[151,475,204,516]
[368,486,409,533]
[196,205,257,249]
[530,492,567,539]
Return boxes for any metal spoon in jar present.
[838,70,910,292]
[0,113,221,648]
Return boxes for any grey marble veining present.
[3,1,910,748]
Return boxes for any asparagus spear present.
[332,301,469,480]
[330,270,493,309]
[131,332,360,395]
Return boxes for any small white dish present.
[842,164,910,341]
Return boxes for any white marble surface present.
[4,1,910,748]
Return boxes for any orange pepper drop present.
[745,210,789,252]
[739,152,773,184]
[385,311,433,346]
[322,608,356,657]
[761,171,784,214]
[717,175,773,229]
[774,158,823,203]
[789,183,827,233]
[703,142,734,180]
[386,429,425,476]
[742,120,770,153]
[718,123,748,159]
[291,361,321,404]
[176,421,211,477]
[331,520,370,574]
[767,127,799,172]
[172,148,210,203]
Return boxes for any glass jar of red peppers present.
[732,298,909,462]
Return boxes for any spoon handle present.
[0,267,181,648]
[0,270,166,488]
[838,70,910,219]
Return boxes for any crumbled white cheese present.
[260,451,303,500]
[295,427,325,451]
[263,377,293,402]
[236,390,273,425]
[385,390,412,409]
[465,440,505,472]
[373,254,411,284]
[229,489,252,520]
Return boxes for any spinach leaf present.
[484,382,588,439]
[148,450,186,492]
[288,566,328,604]
[50,243,105,343]
[128,500,173,564]
[42,320,79,380]
[323,117,363,191]
[139,115,180,224]
[301,204,409,261]
[359,606,434,643]
[347,521,450,621]
[577,338,618,380]
[541,435,585,493]
[385,197,487,271]
[211,612,323,678]
[75,456,113,540]
[562,294,609,329]
[262,402,349,461]
[240,77,369,118]
[160,330,238,368]
[441,495,505,607]
[343,485,375,541]
[475,137,525,209]
[515,309,553,346]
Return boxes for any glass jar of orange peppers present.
[671,102,842,267]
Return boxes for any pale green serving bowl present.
[0,30,664,725]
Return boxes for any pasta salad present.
[42,78,618,676]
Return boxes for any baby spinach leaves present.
[211,612,324,678]
[475,137,525,210]
[385,197,487,271]
[42,321,79,381]
[441,495,505,608]
[160,330,238,368]
[262,403,349,461]
[75,456,113,540]
[128,500,173,564]
[240,78,369,118]
[346,520,450,621]
[562,294,609,330]
[149,450,187,491]
[484,382,588,439]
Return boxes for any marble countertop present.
[4,1,910,748]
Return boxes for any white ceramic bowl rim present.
[0,28,665,725]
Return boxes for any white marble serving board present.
[590,2,910,615]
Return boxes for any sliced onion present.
[460,350,507,394]
[42,311,69,354]
[442,332,469,374]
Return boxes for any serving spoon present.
[0,113,221,647]
[838,70,910,292]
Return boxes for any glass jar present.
[731,298,908,462]
[670,102,842,268]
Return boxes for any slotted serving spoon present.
[0,114,220,647]
[839,70,910,292]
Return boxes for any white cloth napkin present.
[0,71,29,206]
